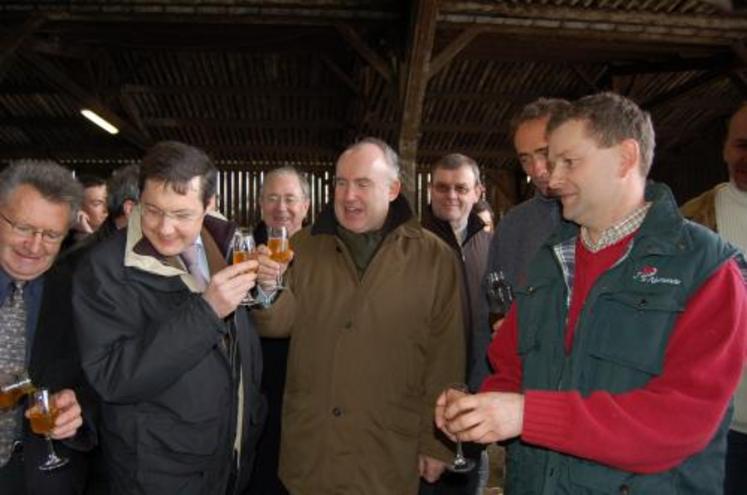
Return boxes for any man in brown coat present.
[254,137,465,495]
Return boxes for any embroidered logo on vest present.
[633,265,682,285]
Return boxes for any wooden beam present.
[569,65,602,93]
[120,92,152,142]
[121,84,341,97]
[398,0,438,204]
[335,23,393,83]
[320,55,360,95]
[21,52,149,150]
[641,70,727,110]
[428,26,485,80]
[0,14,45,83]
[609,54,736,76]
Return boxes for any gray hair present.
[107,163,140,217]
[260,166,310,199]
[510,98,572,138]
[547,92,656,176]
[431,153,482,187]
[341,137,400,181]
[0,161,83,225]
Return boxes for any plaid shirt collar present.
[580,202,652,253]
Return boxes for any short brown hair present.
[139,141,217,207]
[547,92,656,176]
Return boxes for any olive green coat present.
[253,198,465,495]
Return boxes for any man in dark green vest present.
[436,92,747,495]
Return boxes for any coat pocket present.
[585,292,683,392]
[138,413,222,475]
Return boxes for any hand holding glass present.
[28,388,69,471]
[268,226,292,290]
[443,383,476,473]
[231,230,259,306]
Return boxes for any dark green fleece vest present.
[508,183,737,495]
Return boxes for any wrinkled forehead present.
[336,145,392,181]
[263,173,304,196]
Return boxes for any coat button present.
[332,407,342,417]
[619,484,630,495]
[344,321,352,330]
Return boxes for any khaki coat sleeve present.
[417,248,466,462]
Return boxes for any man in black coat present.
[73,141,266,495]
[0,161,91,495]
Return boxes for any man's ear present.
[619,139,641,178]
[388,179,402,201]
[207,195,217,211]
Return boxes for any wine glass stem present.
[455,440,466,462]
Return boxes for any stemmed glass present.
[268,226,292,290]
[444,383,476,473]
[486,270,513,325]
[28,388,69,471]
[231,229,259,306]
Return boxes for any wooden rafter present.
[0,14,45,84]
[398,0,438,202]
[335,23,393,83]
[641,70,727,110]
[428,26,485,80]
[22,52,149,150]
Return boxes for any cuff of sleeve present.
[255,285,278,308]
[522,391,572,449]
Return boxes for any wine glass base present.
[447,457,476,473]
[39,455,69,471]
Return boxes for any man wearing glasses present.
[249,166,310,495]
[420,153,492,495]
[73,141,266,495]
[0,161,88,494]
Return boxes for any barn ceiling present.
[0,0,745,201]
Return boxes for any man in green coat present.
[254,137,465,495]
[436,93,747,494]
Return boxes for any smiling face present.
[139,177,208,257]
[0,184,70,281]
[724,105,747,192]
[333,143,401,234]
[260,173,310,236]
[430,164,482,227]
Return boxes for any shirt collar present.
[580,202,652,253]
[0,269,43,302]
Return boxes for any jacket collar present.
[124,205,236,291]
[421,205,485,252]
[547,182,687,259]
[311,194,420,238]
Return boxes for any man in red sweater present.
[435,92,747,494]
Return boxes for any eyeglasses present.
[0,211,65,244]
[141,204,204,224]
[263,194,303,206]
[433,184,475,196]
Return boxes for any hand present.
[418,454,447,483]
[436,391,524,444]
[255,245,293,292]
[434,386,470,438]
[24,389,83,440]
[491,317,505,339]
[202,260,258,318]
[73,210,94,234]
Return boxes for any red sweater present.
[481,237,747,473]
